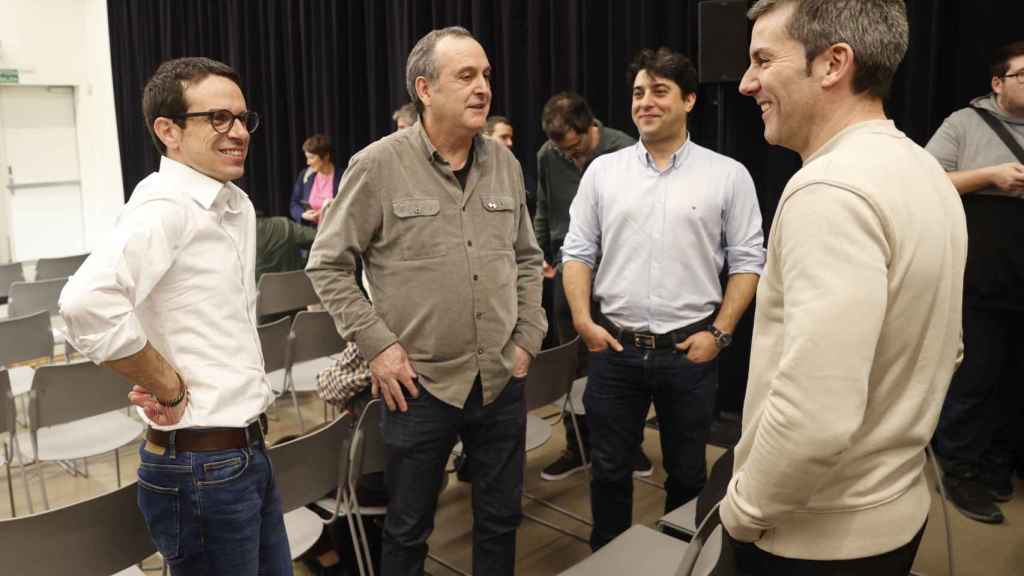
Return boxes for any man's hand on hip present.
[675,331,720,363]
[512,344,532,378]
[369,342,419,412]
[129,382,187,426]
[576,320,623,353]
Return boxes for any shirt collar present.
[635,133,692,173]
[413,119,490,167]
[158,156,243,216]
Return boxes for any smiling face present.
[631,69,695,145]
[418,36,492,135]
[165,74,250,182]
[739,3,823,156]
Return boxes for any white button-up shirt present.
[60,156,273,430]
[562,138,766,333]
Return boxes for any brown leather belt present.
[146,414,267,452]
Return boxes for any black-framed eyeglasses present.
[1003,71,1024,85]
[167,109,261,134]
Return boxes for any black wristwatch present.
[707,325,732,349]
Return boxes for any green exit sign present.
[0,69,19,84]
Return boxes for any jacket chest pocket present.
[479,194,517,250]
[392,198,449,260]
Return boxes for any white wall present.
[0,0,124,252]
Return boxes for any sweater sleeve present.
[721,182,890,541]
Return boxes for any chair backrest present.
[349,398,386,484]
[29,360,134,430]
[696,448,734,527]
[674,505,731,576]
[0,310,54,368]
[34,254,88,281]
[256,269,320,317]
[258,315,292,374]
[8,277,68,318]
[0,262,25,299]
[523,337,580,412]
[290,310,346,365]
[0,481,155,575]
[269,414,352,513]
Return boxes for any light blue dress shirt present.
[561,138,766,333]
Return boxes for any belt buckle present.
[634,333,656,350]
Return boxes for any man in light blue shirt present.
[561,47,766,550]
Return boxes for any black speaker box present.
[698,0,749,83]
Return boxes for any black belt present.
[147,414,268,452]
[598,314,713,351]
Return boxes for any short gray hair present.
[405,26,475,113]
[748,0,908,98]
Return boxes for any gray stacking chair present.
[1,369,31,518]
[269,414,353,561]
[520,337,591,539]
[0,481,155,576]
[342,399,460,576]
[258,316,292,397]
[256,269,320,318]
[0,310,54,398]
[28,361,144,509]
[0,261,25,305]
[558,504,728,576]
[286,310,345,432]
[7,277,68,318]
[34,253,88,281]
[7,277,69,351]
[659,449,734,541]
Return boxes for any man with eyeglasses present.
[927,40,1024,525]
[532,92,652,483]
[60,57,290,574]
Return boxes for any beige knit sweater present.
[721,120,968,560]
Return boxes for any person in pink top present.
[289,133,341,225]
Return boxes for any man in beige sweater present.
[721,1,968,573]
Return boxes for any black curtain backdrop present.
[107,0,1024,413]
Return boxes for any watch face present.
[719,333,733,347]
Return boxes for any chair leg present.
[350,492,376,576]
[115,447,122,488]
[4,443,15,517]
[12,436,33,515]
[290,387,306,434]
[38,464,49,510]
[342,493,369,576]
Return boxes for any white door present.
[0,85,85,262]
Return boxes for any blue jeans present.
[584,345,717,550]
[136,434,292,575]
[381,376,526,576]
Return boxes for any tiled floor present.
[3,392,1022,575]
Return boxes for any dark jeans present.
[135,435,292,575]
[584,345,717,550]
[380,376,526,576]
[728,521,926,576]
[933,306,1024,476]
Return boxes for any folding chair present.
[256,269,320,318]
[34,253,88,281]
[0,369,32,517]
[0,310,54,397]
[659,449,734,541]
[558,504,728,576]
[0,261,25,306]
[7,277,69,351]
[28,361,144,509]
[268,414,353,561]
[286,310,345,433]
[521,337,591,539]
[0,481,156,576]
[7,277,68,318]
